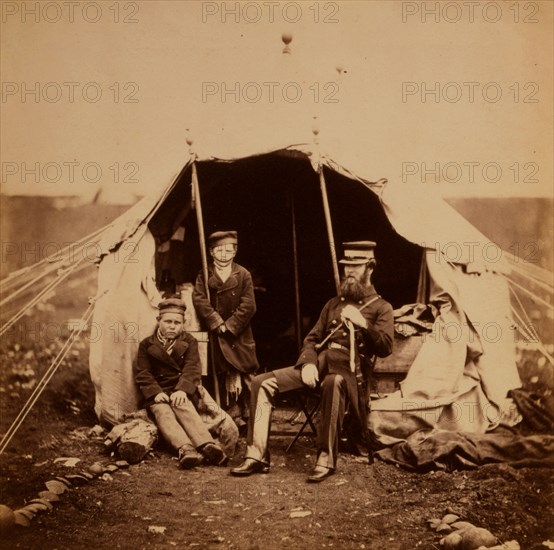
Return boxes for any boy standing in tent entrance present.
[231,241,393,482]
[134,298,228,468]
[193,231,259,431]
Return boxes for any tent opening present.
[148,152,423,372]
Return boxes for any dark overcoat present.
[276,285,393,437]
[192,262,259,374]
[134,331,202,407]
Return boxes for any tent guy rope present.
[0,257,87,338]
[0,223,110,290]
[0,291,107,455]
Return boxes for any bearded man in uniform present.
[230,241,393,482]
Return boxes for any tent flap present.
[88,148,522,447]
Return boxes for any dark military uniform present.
[246,285,393,469]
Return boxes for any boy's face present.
[158,312,184,339]
[210,243,237,266]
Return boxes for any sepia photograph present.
[1,1,553,548]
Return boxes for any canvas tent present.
[88,142,526,446]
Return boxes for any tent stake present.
[191,160,221,406]
[318,167,341,294]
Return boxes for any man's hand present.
[217,323,227,334]
[301,363,319,389]
[170,390,188,407]
[341,304,368,329]
[154,392,170,404]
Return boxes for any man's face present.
[210,243,237,266]
[343,263,368,283]
[340,260,375,300]
[158,312,184,339]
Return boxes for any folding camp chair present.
[285,354,377,453]
[285,389,320,453]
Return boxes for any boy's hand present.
[171,390,188,407]
[154,392,170,404]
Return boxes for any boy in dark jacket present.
[193,231,259,429]
[135,298,227,468]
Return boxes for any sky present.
[1,0,553,200]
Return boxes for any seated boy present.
[134,297,227,468]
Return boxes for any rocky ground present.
[0,302,553,549]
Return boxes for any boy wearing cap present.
[231,241,393,482]
[193,231,259,430]
[135,298,228,468]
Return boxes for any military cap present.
[339,241,377,265]
[158,297,186,316]
[208,231,238,248]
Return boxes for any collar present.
[147,331,188,353]
[208,262,239,288]
[209,261,238,274]
[214,263,232,277]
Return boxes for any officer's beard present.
[339,269,371,301]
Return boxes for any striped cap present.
[158,298,186,316]
[339,241,377,265]
[208,231,238,248]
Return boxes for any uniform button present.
[332,320,337,325]
[358,300,363,304]
[342,332,347,337]
[359,343,364,348]
[340,297,345,301]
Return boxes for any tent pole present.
[318,167,341,294]
[289,189,303,352]
[191,160,221,406]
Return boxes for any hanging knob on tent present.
[186,129,195,155]
[312,116,320,145]
[282,31,293,54]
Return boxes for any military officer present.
[230,241,393,482]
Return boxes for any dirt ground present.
[1,306,553,549]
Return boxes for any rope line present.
[0,301,96,454]
[506,256,554,288]
[510,306,554,366]
[509,286,541,342]
[0,257,86,337]
[0,261,94,314]
[501,275,554,312]
[0,223,110,286]
[0,234,103,301]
